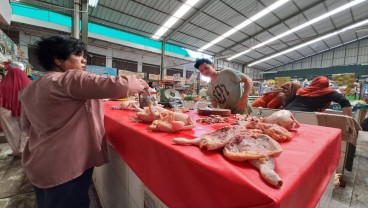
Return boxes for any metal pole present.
[81,0,88,43]
[72,0,80,39]
[160,40,165,80]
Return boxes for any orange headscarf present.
[296,76,334,97]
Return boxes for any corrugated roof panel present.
[255,45,276,55]
[232,45,248,52]
[247,51,266,59]
[261,1,298,25]
[267,23,290,37]
[255,13,282,29]
[296,47,316,57]
[279,33,302,45]
[278,55,296,63]
[190,14,228,35]
[351,1,368,20]
[204,1,242,25]
[223,0,264,18]
[284,14,307,29]
[323,36,343,48]
[179,24,219,43]
[256,62,273,69]
[324,0,349,11]
[293,0,322,11]
[242,38,261,48]
[236,56,255,63]
[267,40,289,51]
[309,42,329,53]
[265,59,285,67]
[331,10,353,28]
[254,31,274,43]
[240,24,265,36]
[227,32,249,43]
[339,32,358,44]
[303,3,327,20]
[357,32,368,39]
[310,19,335,35]
[285,52,305,61]
[293,25,318,40]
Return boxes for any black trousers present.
[34,167,94,208]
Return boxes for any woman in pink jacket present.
[19,36,148,208]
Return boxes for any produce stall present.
[94,101,342,208]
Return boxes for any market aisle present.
[0,134,102,208]
[330,130,368,208]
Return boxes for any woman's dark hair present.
[35,35,87,71]
[148,81,153,88]
[194,58,213,69]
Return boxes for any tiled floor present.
[0,134,102,208]
[329,131,368,208]
[0,131,367,208]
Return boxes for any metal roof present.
[17,0,368,70]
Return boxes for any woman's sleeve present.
[20,107,30,135]
[62,70,146,100]
[329,91,351,108]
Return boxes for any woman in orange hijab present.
[285,76,352,115]
[252,82,301,109]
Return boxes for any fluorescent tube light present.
[247,19,368,67]
[88,0,99,7]
[152,0,200,39]
[198,0,290,52]
[228,0,367,61]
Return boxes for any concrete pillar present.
[106,47,112,68]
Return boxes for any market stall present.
[95,101,342,208]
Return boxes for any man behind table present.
[194,58,253,114]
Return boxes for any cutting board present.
[197,108,231,117]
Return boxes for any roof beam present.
[164,0,218,41]
[262,30,368,71]
[216,0,324,55]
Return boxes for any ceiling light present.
[152,0,200,39]
[247,19,368,67]
[88,0,99,7]
[228,0,367,61]
[198,0,290,52]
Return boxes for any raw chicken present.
[249,158,283,187]
[173,127,284,187]
[173,126,241,150]
[136,101,168,122]
[112,100,139,111]
[244,120,292,142]
[149,111,195,133]
[262,110,300,130]
[223,133,283,187]
[223,134,282,161]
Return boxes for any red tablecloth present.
[103,101,341,208]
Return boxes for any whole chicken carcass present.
[136,101,168,123]
[149,111,195,133]
[112,100,139,111]
[262,110,300,130]
[173,130,283,187]
[223,134,283,187]
[246,120,292,142]
[173,126,242,150]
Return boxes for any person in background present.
[285,76,352,116]
[147,81,157,100]
[194,58,253,114]
[19,35,148,208]
[252,82,301,109]
[0,64,31,157]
